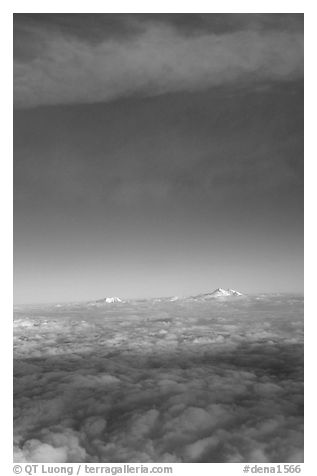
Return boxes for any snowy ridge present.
[89,296,124,306]
[188,288,244,301]
[210,288,243,297]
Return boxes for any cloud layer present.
[14,295,303,462]
[14,16,303,108]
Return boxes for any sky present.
[13,13,304,304]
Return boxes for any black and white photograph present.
[13,11,304,465]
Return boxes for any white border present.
[9,1,306,13]
[4,2,312,474]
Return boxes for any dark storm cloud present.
[14,14,303,108]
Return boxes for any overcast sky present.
[14,14,304,303]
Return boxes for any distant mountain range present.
[87,288,244,305]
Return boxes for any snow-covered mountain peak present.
[212,288,243,297]
[187,288,244,301]
[102,297,123,303]
[88,296,124,306]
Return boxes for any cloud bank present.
[14,296,303,462]
[14,19,303,108]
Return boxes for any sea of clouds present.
[13,295,303,463]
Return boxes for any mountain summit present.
[210,288,243,297]
[98,297,123,303]
[188,288,244,300]
[88,296,124,306]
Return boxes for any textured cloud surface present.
[14,295,303,462]
[14,15,303,108]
